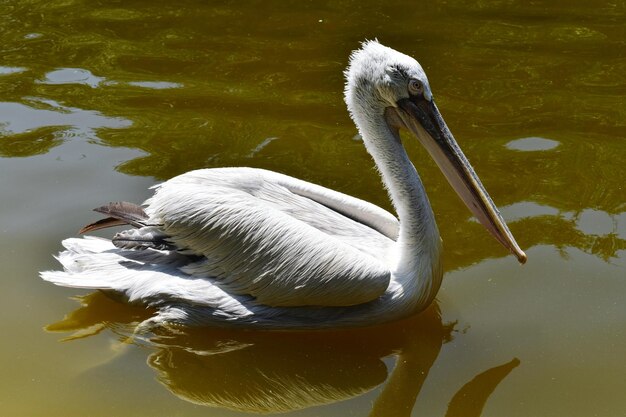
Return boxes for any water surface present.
[1,1,624,416]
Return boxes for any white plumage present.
[42,41,525,329]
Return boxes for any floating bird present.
[42,41,526,329]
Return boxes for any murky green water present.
[1,1,624,416]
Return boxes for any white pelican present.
[42,41,526,329]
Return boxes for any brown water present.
[1,1,625,416]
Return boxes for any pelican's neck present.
[356,108,442,308]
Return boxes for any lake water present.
[1,1,624,416]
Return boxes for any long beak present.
[396,97,527,264]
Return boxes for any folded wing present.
[144,168,394,307]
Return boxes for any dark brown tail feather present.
[79,201,148,234]
[79,217,128,234]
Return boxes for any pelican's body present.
[42,41,525,329]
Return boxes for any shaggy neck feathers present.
[345,42,442,310]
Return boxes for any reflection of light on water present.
[499,201,562,222]
[470,201,561,223]
[576,208,616,236]
[39,68,107,88]
[470,202,625,261]
[0,66,27,75]
[0,98,132,135]
[481,202,623,238]
[505,137,560,151]
[618,212,626,240]
[38,68,183,90]
[128,81,183,89]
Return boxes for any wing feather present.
[145,168,392,307]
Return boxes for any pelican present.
[42,41,526,329]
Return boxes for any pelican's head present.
[345,40,526,264]
[345,40,433,118]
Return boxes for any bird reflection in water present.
[48,292,519,416]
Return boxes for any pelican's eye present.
[408,79,423,95]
